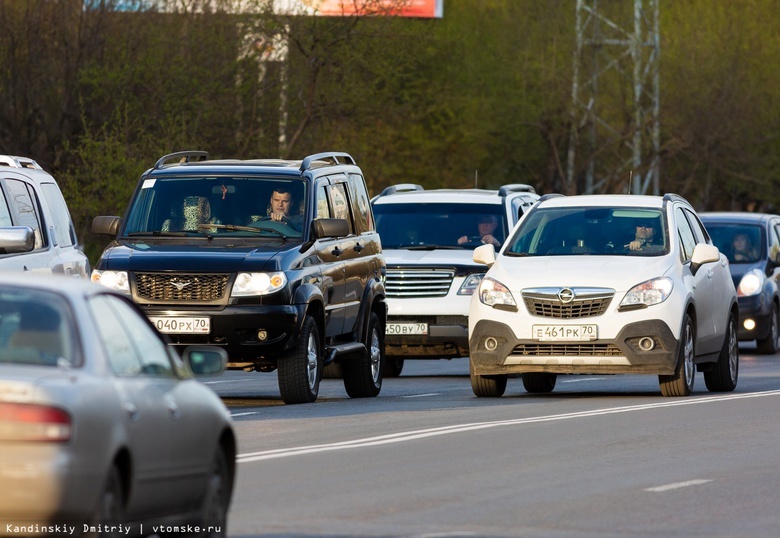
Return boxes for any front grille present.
[388,315,468,327]
[385,269,454,298]
[511,343,622,356]
[135,273,229,302]
[522,288,614,319]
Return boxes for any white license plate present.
[532,324,597,341]
[149,316,211,334]
[386,322,428,335]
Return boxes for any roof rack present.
[154,151,209,169]
[300,152,356,172]
[377,183,425,197]
[538,193,565,202]
[0,155,43,170]
[498,183,536,196]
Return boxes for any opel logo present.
[171,280,192,291]
[557,288,575,303]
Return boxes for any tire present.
[756,304,779,354]
[278,315,321,404]
[522,373,557,393]
[470,360,507,397]
[659,313,695,396]
[87,465,124,538]
[704,312,739,392]
[196,448,233,538]
[322,362,343,379]
[382,357,404,377]
[342,312,383,398]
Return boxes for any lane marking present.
[237,390,780,463]
[403,393,442,398]
[230,411,261,417]
[645,479,712,492]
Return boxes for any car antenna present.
[628,170,633,194]
[474,170,478,189]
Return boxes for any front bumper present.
[385,315,469,358]
[469,318,680,376]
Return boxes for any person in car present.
[265,187,304,230]
[457,214,501,248]
[731,233,757,262]
[625,219,662,252]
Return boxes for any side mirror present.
[690,243,720,274]
[92,216,122,236]
[311,218,349,239]
[181,346,228,376]
[0,226,34,254]
[473,243,496,267]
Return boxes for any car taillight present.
[0,402,71,442]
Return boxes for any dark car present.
[700,212,780,353]
[0,273,234,533]
[92,151,387,404]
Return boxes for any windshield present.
[505,206,669,256]
[373,203,507,249]
[706,223,764,264]
[122,175,307,239]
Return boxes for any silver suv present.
[371,184,539,376]
[0,155,89,277]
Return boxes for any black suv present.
[92,151,387,404]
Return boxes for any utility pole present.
[566,0,660,195]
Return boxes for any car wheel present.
[322,362,343,379]
[382,357,404,377]
[196,448,233,538]
[86,465,124,538]
[704,312,739,392]
[342,312,383,398]
[470,361,507,397]
[522,373,557,393]
[278,315,321,404]
[756,303,779,355]
[659,313,695,396]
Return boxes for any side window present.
[0,185,12,226]
[316,185,331,219]
[348,173,373,233]
[683,208,708,244]
[5,179,44,249]
[676,207,697,262]
[329,183,353,233]
[771,223,780,260]
[40,182,76,247]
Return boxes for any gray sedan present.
[0,273,235,536]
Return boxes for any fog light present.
[257,329,268,341]
[485,337,498,351]
[743,318,756,331]
[638,337,655,351]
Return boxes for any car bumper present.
[737,294,773,341]
[469,318,680,376]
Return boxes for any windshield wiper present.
[127,231,198,237]
[199,223,287,240]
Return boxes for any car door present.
[314,181,347,336]
[39,182,90,277]
[0,176,53,273]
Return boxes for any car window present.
[0,187,12,227]
[675,207,697,262]
[40,182,76,247]
[4,179,45,249]
[706,223,763,264]
[0,286,77,367]
[374,203,507,249]
[316,184,331,218]
[329,182,353,233]
[89,294,173,377]
[348,173,374,233]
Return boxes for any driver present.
[267,187,303,230]
[457,214,501,248]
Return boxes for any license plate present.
[386,322,428,335]
[532,324,597,341]
[149,316,211,334]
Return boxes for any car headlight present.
[231,272,287,296]
[737,269,763,297]
[458,273,486,295]
[91,270,130,294]
[478,277,516,307]
[620,277,673,307]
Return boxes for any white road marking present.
[230,411,261,417]
[236,390,780,463]
[645,479,712,492]
[403,393,442,398]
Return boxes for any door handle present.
[124,402,139,422]
[353,243,364,252]
[332,247,343,256]
[165,396,181,419]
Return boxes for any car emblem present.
[557,288,575,303]
[170,279,192,291]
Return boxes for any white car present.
[468,193,739,397]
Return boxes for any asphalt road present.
[208,344,780,538]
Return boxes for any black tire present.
[382,357,404,377]
[756,304,779,354]
[278,315,321,404]
[196,448,233,538]
[87,465,124,538]
[522,373,557,393]
[322,362,343,379]
[704,312,739,392]
[470,361,507,397]
[659,313,695,396]
[342,312,383,398]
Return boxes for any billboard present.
[274,0,443,18]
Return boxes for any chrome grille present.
[385,269,454,298]
[135,273,229,302]
[522,288,614,319]
[511,343,622,356]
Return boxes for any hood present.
[488,254,675,293]
[383,247,485,276]
[98,239,290,272]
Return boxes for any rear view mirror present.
[311,218,349,239]
[212,185,236,195]
[0,226,34,254]
[181,346,228,376]
[92,216,122,236]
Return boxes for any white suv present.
[468,193,739,397]
[372,184,539,376]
